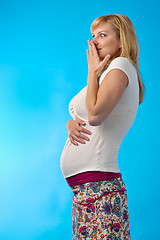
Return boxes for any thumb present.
[103,54,111,65]
[98,54,111,75]
[77,119,86,125]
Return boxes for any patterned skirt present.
[71,177,131,239]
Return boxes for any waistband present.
[66,171,122,187]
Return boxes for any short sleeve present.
[69,98,75,118]
[99,57,134,86]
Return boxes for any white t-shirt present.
[60,57,139,178]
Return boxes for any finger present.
[103,54,111,65]
[97,54,111,74]
[76,131,90,141]
[79,126,92,135]
[90,41,99,58]
[76,119,86,126]
[86,49,89,62]
[88,40,93,55]
[72,135,86,144]
[78,133,90,141]
[70,136,78,146]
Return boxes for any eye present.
[100,33,106,37]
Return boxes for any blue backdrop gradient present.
[0,0,159,239]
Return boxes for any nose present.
[91,38,98,46]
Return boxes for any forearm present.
[86,41,111,125]
[86,72,99,116]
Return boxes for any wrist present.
[88,71,99,78]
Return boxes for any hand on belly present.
[67,118,92,146]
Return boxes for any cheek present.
[102,39,113,48]
[108,40,119,51]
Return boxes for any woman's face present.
[91,22,121,60]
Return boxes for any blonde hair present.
[91,14,145,105]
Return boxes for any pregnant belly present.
[60,131,99,178]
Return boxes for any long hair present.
[91,14,145,105]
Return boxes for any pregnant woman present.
[60,14,145,239]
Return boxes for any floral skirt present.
[71,177,131,239]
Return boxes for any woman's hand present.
[67,119,92,146]
[86,40,110,77]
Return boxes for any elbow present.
[88,114,103,126]
[88,110,110,126]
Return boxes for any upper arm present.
[88,69,128,126]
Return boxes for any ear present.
[119,39,122,49]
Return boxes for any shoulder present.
[108,57,133,71]
[99,57,135,86]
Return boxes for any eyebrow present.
[92,31,108,35]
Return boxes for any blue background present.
[0,0,159,239]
